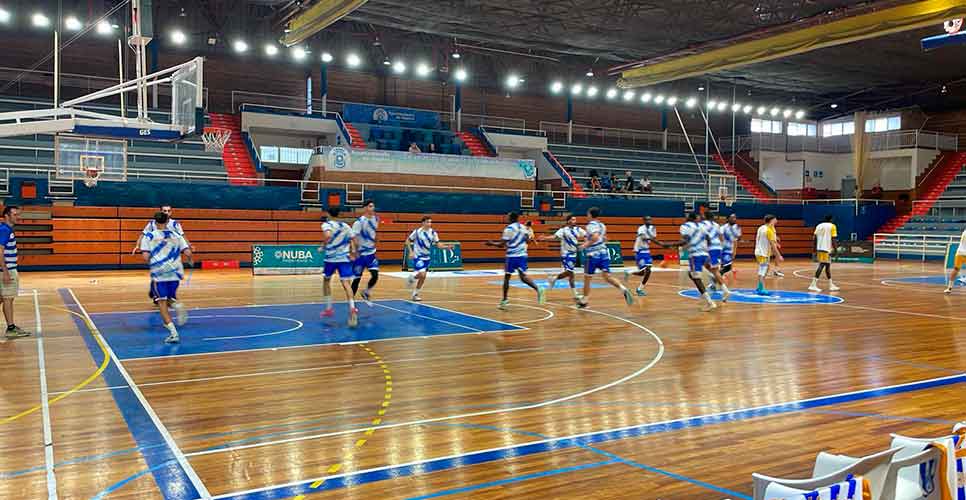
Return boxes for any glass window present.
[788,122,816,137]
[808,124,817,136]
[887,116,901,130]
[843,122,854,135]
[260,146,279,163]
[822,123,832,138]
[830,123,842,136]
[771,120,782,134]
[752,118,782,134]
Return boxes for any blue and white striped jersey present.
[0,222,17,271]
[140,229,189,282]
[502,222,529,258]
[679,221,709,257]
[553,226,586,257]
[700,220,723,251]
[408,227,439,259]
[635,224,657,252]
[722,223,742,253]
[584,220,609,258]
[352,215,379,256]
[143,218,185,237]
[322,221,355,263]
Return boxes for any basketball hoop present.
[202,127,231,153]
[83,167,100,188]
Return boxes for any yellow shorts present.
[817,251,831,264]
[955,254,966,269]
[755,255,770,264]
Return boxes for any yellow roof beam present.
[618,0,966,88]
[281,0,368,47]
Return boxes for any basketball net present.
[84,168,100,188]
[202,127,231,153]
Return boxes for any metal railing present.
[538,121,705,153]
[803,198,895,215]
[913,198,966,217]
[873,232,956,261]
[721,129,959,154]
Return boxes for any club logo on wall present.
[328,146,350,169]
[372,108,390,122]
[945,18,964,34]
[517,160,536,178]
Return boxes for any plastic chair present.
[753,448,899,500]
[882,433,957,500]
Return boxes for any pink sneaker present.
[320,308,334,318]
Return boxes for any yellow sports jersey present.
[814,222,838,253]
[755,224,776,257]
[958,229,966,256]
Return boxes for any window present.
[260,145,313,164]
[822,121,852,137]
[787,122,816,137]
[260,146,279,163]
[864,115,900,133]
[887,116,901,130]
[752,118,782,134]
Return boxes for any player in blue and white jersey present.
[133,205,191,305]
[140,211,193,343]
[351,200,380,306]
[623,216,665,297]
[0,206,29,339]
[577,207,634,309]
[486,212,545,310]
[538,214,586,301]
[405,216,452,301]
[320,207,359,327]
[720,213,743,287]
[669,211,728,311]
[699,212,728,292]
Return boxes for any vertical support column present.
[320,62,329,115]
[661,109,668,150]
[150,40,159,109]
[455,83,463,132]
[53,31,60,108]
[305,73,313,114]
[566,93,573,144]
[118,40,126,117]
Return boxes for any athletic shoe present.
[576,298,589,309]
[721,288,731,303]
[411,293,422,302]
[348,307,359,327]
[773,270,785,278]
[622,288,635,306]
[755,287,771,296]
[828,283,840,291]
[498,299,510,310]
[635,287,647,297]
[361,289,373,306]
[164,333,180,344]
[4,326,30,339]
[701,300,717,312]
[320,308,334,318]
[537,286,547,305]
[173,302,188,326]
[944,287,952,294]
[622,269,631,284]
[808,283,822,293]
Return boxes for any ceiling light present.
[392,60,406,74]
[782,109,792,118]
[321,52,333,63]
[666,96,678,106]
[571,83,583,96]
[640,92,652,103]
[0,8,10,24]
[454,68,468,82]
[757,106,767,115]
[685,97,697,108]
[96,19,112,35]
[232,40,248,53]
[707,99,717,109]
[64,16,82,31]
[550,81,564,94]
[32,12,50,28]
[451,51,461,59]
[717,101,728,112]
[606,88,618,99]
[743,105,753,114]
[795,110,806,119]
[941,85,948,95]
[830,103,838,109]
[506,74,520,89]
[585,69,594,77]
[654,94,665,104]
[698,85,705,91]
[416,63,432,77]
[292,47,307,61]
[769,107,780,116]
[382,57,391,66]
[265,44,278,56]
[170,30,187,45]
[346,53,362,67]
[732,103,741,112]
[623,90,635,101]
[586,86,598,98]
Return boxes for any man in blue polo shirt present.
[0,205,28,339]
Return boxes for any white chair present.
[880,433,957,500]
[752,448,899,500]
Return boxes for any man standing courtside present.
[0,206,29,339]
[809,215,840,292]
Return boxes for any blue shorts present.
[561,254,577,272]
[151,280,179,302]
[324,261,354,279]
[353,253,379,277]
[412,257,431,273]
[585,254,611,275]
[635,251,653,269]
[708,249,722,267]
[722,252,734,267]
[689,255,709,272]
[505,256,528,274]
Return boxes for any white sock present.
[702,292,713,304]
[348,297,355,309]
[619,284,628,291]
[325,295,333,309]
[571,287,579,298]
[164,322,178,335]
[720,284,730,293]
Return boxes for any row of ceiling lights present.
[0,7,119,34]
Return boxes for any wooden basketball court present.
[1,258,963,499]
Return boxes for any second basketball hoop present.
[202,127,231,153]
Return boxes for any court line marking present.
[209,372,966,500]
[407,300,531,331]
[429,301,555,326]
[198,315,304,341]
[50,347,544,395]
[369,302,485,332]
[0,306,111,425]
[187,301,665,459]
[66,288,213,500]
[835,303,966,321]
[34,290,58,500]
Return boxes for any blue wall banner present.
[342,103,440,129]
[402,242,463,271]
[252,244,323,275]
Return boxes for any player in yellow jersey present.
[809,215,839,292]
[945,227,966,294]
[754,215,783,295]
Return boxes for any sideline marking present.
[34,290,58,500]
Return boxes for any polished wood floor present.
[1,259,964,499]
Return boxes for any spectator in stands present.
[428,143,437,154]
[623,171,636,193]
[408,142,422,154]
[601,173,612,192]
[608,173,619,193]
[871,181,883,199]
[589,170,602,192]
[640,176,653,193]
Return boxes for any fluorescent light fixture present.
[232,40,248,53]
[265,44,279,56]
[550,81,563,94]
[454,68,468,82]
[32,12,50,28]
[830,103,839,109]
[392,60,406,74]
[586,86,598,98]
[321,52,333,63]
[65,16,82,31]
[346,53,362,67]
[605,88,618,99]
[585,69,594,77]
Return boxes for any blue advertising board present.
[342,103,440,129]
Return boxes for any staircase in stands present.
[875,151,966,236]
[208,113,258,186]
[712,153,773,202]
[344,123,367,149]
[457,131,494,157]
